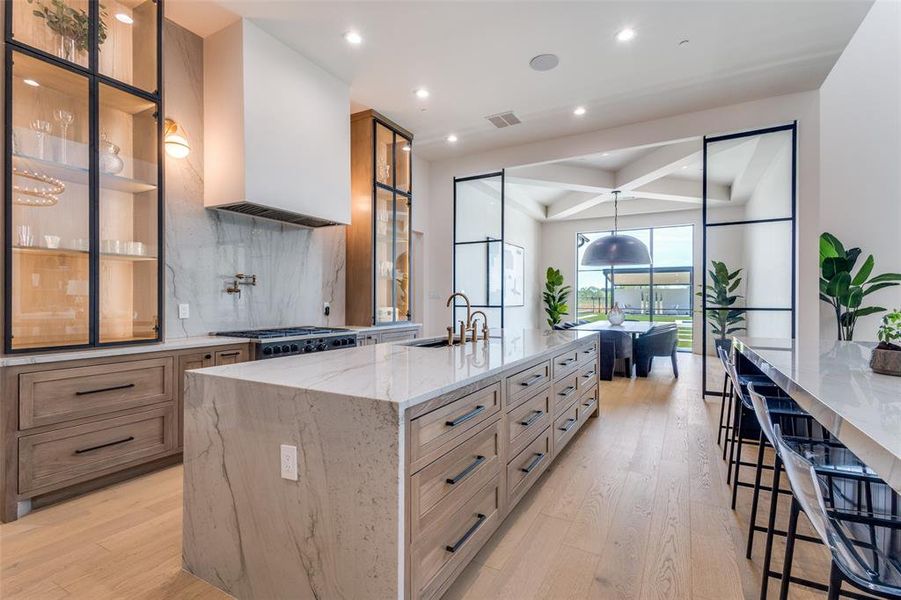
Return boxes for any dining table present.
[733,337,901,494]
[569,320,654,338]
[570,320,654,378]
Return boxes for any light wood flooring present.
[1,354,835,599]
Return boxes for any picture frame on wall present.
[504,242,525,307]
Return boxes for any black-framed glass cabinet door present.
[5,0,163,352]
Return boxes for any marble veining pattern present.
[194,328,597,409]
[163,21,345,339]
[734,337,901,493]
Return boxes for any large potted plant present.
[819,232,901,340]
[543,267,571,329]
[27,0,108,62]
[870,309,901,376]
[698,260,746,351]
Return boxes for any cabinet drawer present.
[380,329,416,343]
[410,383,501,467]
[579,384,599,424]
[19,357,174,429]
[552,370,580,417]
[411,480,501,600]
[214,347,247,365]
[506,387,550,459]
[410,421,500,538]
[505,360,550,409]
[506,427,551,510]
[576,361,598,393]
[18,405,176,494]
[552,348,580,380]
[553,401,580,457]
[577,339,598,365]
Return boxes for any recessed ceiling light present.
[573,106,587,116]
[23,79,40,87]
[529,54,559,72]
[414,88,430,99]
[446,134,458,143]
[344,31,363,45]
[681,165,688,169]
[115,12,134,24]
[602,152,610,157]
[616,28,636,42]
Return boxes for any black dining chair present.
[598,329,632,380]
[632,323,679,377]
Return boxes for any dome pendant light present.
[580,191,651,266]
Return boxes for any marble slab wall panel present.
[182,373,402,599]
[163,21,346,338]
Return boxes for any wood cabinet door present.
[214,348,247,365]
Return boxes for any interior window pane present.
[375,123,394,187]
[455,176,502,243]
[99,0,159,93]
[705,220,792,309]
[12,0,90,67]
[706,128,793,224]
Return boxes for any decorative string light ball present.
[12,166,65,207]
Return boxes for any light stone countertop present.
[0,335,249,367]
[734,337,901,493]
[192,328,597,410]
[345,323,422,333]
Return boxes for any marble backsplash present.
[163,21,345,338]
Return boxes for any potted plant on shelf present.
[27,0,108,63]
[698,260,746,351]
[871,309,901,376]
[544,267,571,329]
[819,232,901,341]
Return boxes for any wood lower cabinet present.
[355,324,421,346]
[0,341,249,522]
[405,336,600,599]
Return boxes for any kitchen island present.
[182,329,600,600]
[733,337,901,494]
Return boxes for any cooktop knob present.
[290,344,299,352]
[332,339,341,346]
[303,345,313,353]
[273,346,282,354]
[263,347,273,355]
[281,345,291,353]
[317,343,327,351]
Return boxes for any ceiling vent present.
[486,111,521,129]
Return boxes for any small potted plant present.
[870,309,901,376]
[543,267,571,329]
[697,260,746,352]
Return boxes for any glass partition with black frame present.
[453,172,504,329]
[576,224,694,350]
[701,123,797,397]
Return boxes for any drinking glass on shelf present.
[53,109,74,164]
[30,119,52,160]
[16,225,34,247]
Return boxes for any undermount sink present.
[399,338,460,348]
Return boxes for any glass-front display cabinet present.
[347,111,413,326]
[5,0,162,352]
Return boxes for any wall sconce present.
[164,118,190,159]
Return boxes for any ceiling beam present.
[506,163,614,194]
[545,191,610,220]
[632,176,730,204]
[613,140,700,191]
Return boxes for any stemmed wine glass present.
[30,119,52,160]
[53,109,74,164]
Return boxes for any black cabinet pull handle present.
[520,374,543,387]
[558,385,576,397]
[582,370,596,378]
[445,405,485,427]
[583,399,596,408]
[519,410,543,427]
[446,455,486,485]
[559,418,577,433]
[75,383,135,396]
[582,349,594,354]
[445,513,487,553]
[520,452,546,474]
[204,354,212,359]
[218,351,240,358]
[74,436,134,454]
[559,358,577,366]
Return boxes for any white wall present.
[423,91,820,340]
[504,205,542,330]
[819,0,901,341]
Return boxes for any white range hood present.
[203,20,351,227]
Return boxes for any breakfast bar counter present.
[733,337,901,493]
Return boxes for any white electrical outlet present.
[178,303,190,319]
[280,444,298,481]
[323,301,331,316]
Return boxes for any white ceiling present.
[505,127,791,221]
[167,1,871,161]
